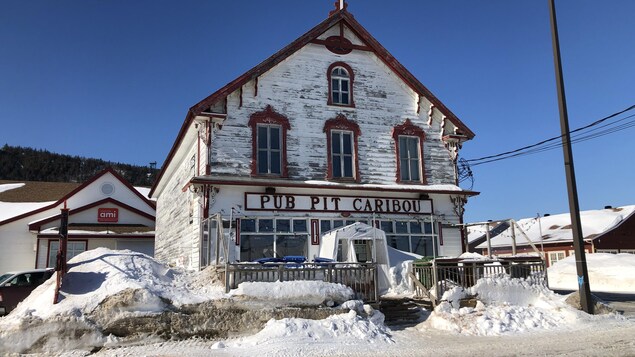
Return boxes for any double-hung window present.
[257,124,282,175]
[393,119,426,184]
[248,105,290,177]
[399,136,421,182]
[331,130,354,178]
[324,114,360,181]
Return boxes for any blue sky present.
[1,1,634,223]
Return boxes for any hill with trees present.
[0,144,158,186]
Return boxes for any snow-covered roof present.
[0,201,54,222]
[476,205,635,249]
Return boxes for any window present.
[327,62,355,107]
[382,219,438,257]
[248,105,290,177]
[331,130,354,178]
[548,251,566,266]
[324,114,360,181]
[5,272,49,287]
[393,119,426,184]
[399,136,421,182]
[239,218,308,262]
[257,124,282,174]
[47,240,87,268]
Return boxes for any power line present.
[466,104,635,166]
[471,113,635,166]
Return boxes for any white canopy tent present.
[318,222,391,293]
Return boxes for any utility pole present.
[548,0,593,314]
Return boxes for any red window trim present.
[248,105,291,178]
[393,119,427,184]
[324,114,361,182]
[235,218,241,246]
[327,62,355,108]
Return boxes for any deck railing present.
[224,262,379,303]
[412,257,547,303]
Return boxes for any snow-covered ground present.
[1,248,634,356]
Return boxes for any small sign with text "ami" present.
[98,208,119,223]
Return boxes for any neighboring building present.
[150,3,477,270]
[474,205,635,266]
[466,220,510,253]
[0,168,156,273]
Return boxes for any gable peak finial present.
[329,0,348,16]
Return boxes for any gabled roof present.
[150,7,474,197]
[0,167,155,227]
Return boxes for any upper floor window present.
[324,114,360,181]
[327,62,355,107]
[248,105,290,177]
[399,136,421,182]
[257,124,281,174]
[393,119,426,184]
[331,130,354,178]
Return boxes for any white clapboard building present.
[150,3,477,269]
[0,168,155,273]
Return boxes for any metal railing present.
[224,262,379,302]
[412,257,546,303]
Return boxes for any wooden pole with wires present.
[548,0,593,313]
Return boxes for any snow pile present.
[230,281,354,307]
[0,248,225,353]
[0,248,376,354]
[424,276,617,336]
[232,308,393,349]
[5,247,221,322]
[548,253,635,293]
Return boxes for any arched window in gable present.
[327,62,355,107]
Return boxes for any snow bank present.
[0,248,370,354]
[230,281,354,307]
[424,276,622,336]
[4,247,221,323]
[548,253,635,293]
[0,248,225,353]
[231,309,393,349]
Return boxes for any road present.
[555,290,635,317]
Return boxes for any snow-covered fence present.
[226,262,379,302]
[412,257,546,302]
